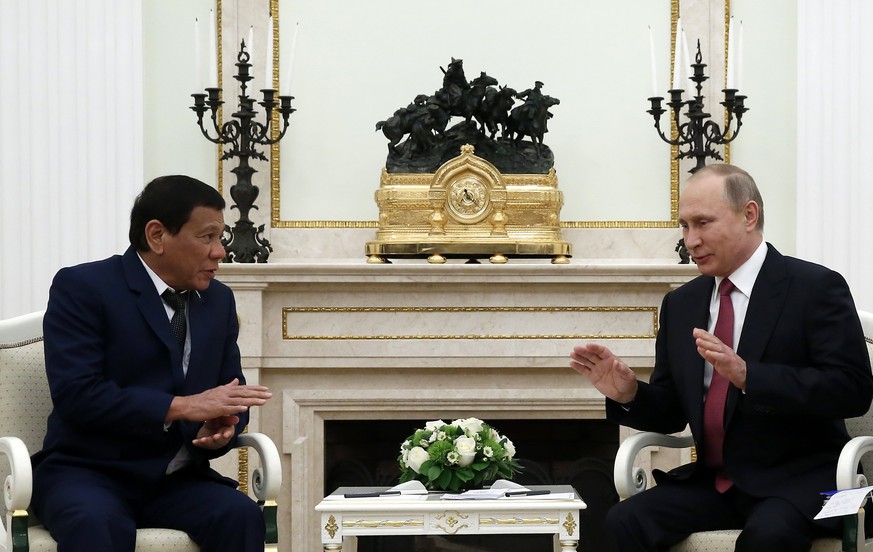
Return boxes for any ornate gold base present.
[366,145,572,264]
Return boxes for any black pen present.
[504,490,551,497]
[343,490,402,498]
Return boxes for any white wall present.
[142,0,217,185]
[729,0,797,256]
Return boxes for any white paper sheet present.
[814,486,873,520]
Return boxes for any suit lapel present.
[185,291,209,391]
[679,276,716,432]
[121,247,186,390]
[726,244,789,422]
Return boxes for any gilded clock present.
[446,177,489,223]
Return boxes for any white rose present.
[407,446,430,474]
[425,419,446,431]
[452,417,484,435]
[503,438,516,459]
[454,435,477,454]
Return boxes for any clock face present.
[447,177,489,222]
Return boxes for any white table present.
[315,485,586,552]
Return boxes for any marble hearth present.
[217,260,698,552]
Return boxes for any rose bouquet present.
[397,418,522,492]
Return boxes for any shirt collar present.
[716,239,768,299]
[137,253,200,299]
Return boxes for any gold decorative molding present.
[325,514,339,538]
[563,512,578,536]
[269,0,682,229]
[282,306,658,340]
[434,511,470,535]
[341,518,425,529]
[724,0,732,164]
[479,516,559,526]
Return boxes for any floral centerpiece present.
[397,418,522,492]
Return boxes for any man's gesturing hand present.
[570,343,638,404]
[192,415,239,450]
[166,378,272,424]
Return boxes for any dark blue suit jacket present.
[608,244,873,521]
[34,247,247,488]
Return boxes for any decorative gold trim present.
[216,0,224,195]
[434,511,470,535]
[325,514,339,538]
[282,306,658,340]
[270,2,681,229]
[341,518,425,529]
[479,517,559,526]
[724,0,732,164]
[563,512,578,536]
[237,426,249,496]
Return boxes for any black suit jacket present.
[608,244,873,520]
[34,247,247,489]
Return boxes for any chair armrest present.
[614,432,694,499]
[836,435,873,490]
[234,433,281,501]
[0,436,32,512]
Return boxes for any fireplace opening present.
[325,419,619,551]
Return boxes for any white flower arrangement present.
[397,417,521,492]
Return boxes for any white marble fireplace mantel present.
[217,260,699,552]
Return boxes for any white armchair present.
[614,310,873,552]
[0,311,281,552]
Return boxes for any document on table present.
[814,486,873,520]
[323,480,429,501]
[441,479,576,501]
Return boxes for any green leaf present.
[435,469,453,490]
[427,463,443,482]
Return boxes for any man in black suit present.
[570,164,872,551]
[34,175,273,551]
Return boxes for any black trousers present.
[605,474,837,552]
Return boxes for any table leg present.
[559,539,579,552]
[323,544,342,552]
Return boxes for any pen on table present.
[343,490,402,498]
[504,490,551,497]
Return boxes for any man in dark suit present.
[32,175,273,551]
[570,164,872,551]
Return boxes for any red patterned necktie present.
[703,278,735,493]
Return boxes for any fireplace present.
[217,259,696,551]
[324,419,619,551]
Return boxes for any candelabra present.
[191,40,295,263]
[647,39,748,175]
[647,39,748,263]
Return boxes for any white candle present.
[648,25,658,96]
[265,16,274,90]
[682,29,693,97]
[281,22,299,96]
[248,25,254,62]
[671,17,682,90]
[208,9,218,88]
[194,17,202,92]
[737,20,744,90]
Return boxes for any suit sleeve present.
[43,267,175,436]
[743,269,873,418]
[606,292,693,434]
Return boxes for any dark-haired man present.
[570,164,872,551]
[33,175,272,551]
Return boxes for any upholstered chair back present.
[0,313,50,522]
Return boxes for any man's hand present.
[570,343,638,404]
[192,415,239,450]
[166,378,272,424]
[693,328,747,390]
